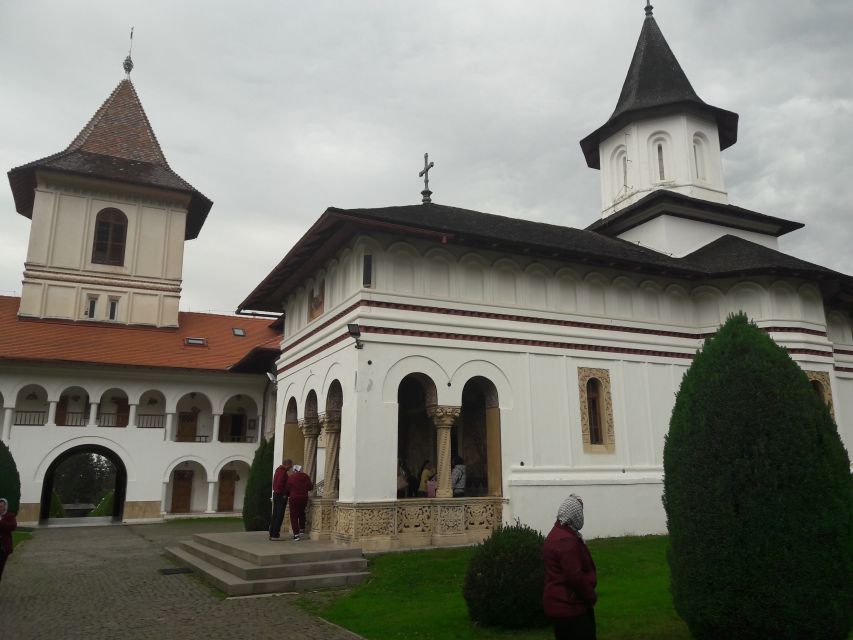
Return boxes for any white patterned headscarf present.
[557,494,584,536]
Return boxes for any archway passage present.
[397,374,437,498]
[459,377,502,497]
[39,445,127,522]
[282,398,304,466]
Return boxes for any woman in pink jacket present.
[543,494,597,639]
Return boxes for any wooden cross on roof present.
[419,152,434,204]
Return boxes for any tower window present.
[693,135,707,181]
[86,296,98,319]
[586,378,603,445]
[108,298,119,321]
[578,367,616,453]
[622,154,628,187]
[657,143,666,181]
[92,208,128,266]
[363,254,374,288]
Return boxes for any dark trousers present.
[269,493,288,538]
[289,496,308,536]
[553,609,596,640]
[0,550,7,582]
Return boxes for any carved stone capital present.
[299,416,321,438]
[319,410,341,434]
[427,405,461,429]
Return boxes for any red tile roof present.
[0,296,280,372]
[8,79,212,239]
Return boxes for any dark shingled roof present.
[579,12,739,169]
[238,201,853,314]
[7,79,212,240]
[586,190,804,238]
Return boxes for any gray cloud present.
[1,0,850,312]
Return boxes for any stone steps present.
[165,531,369,596]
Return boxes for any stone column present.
[164,413,175,442]
[2,408,13,441]
[427,405,461,499]
[88,402,99,427]
[205,481,217,513]
[46,400,57,427]
[321,411,341,499]
[160,482,169,515]
[299,416,321,485]
[212,414,221,443]
[128,404,138,428]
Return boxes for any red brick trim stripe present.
[283,301,361,354]
[835,348,853,357]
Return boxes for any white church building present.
[2,62,280,524]
[236,6,853,548]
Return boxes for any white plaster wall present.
[618,214,780,257]
[598,112,728,216]
[0,363,268,522]
[19,178,189,327]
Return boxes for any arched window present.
[657,143,666,181]
[586,378,603,445]
[92,208,127,266]
[693,135,707,181]
[811,379,825,399]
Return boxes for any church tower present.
[580,3,739,217]
[7,58,211,327]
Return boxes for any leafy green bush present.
[0,440,20,513]
[462,521,548,629]
[88,489,114,517]
[242,435,274,531]
[663,313,853,640]
[49,490,65,518]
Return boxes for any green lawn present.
[300,536,691,640]
[12,529,33,547]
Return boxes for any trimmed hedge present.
[88,489,115,517]
[0,439,21,513]
[663,313,853,640]
[49,490,65,518]
[242,435,274,531]
[463,521,548,629]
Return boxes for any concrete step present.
[179,539,368,580]
[191,531,362,566]
[166,545,370,596]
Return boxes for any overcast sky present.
[1,1,851,314]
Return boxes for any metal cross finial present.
[123,27,134,75]
[418,153,435,204]
[645,0,654,17]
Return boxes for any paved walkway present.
[0,520,364,640]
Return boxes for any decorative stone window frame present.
[804,370,835,420]
[577,367,616,453]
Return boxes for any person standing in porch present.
[284,464,313,540]
[543,495,597,640]
[0,498,17,582]
[269,458,292,540]
[451,456,466,497]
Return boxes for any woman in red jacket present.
[0,497,18,582]
[284,465,313,540]
[543,494,597,639]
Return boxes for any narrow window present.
[86,296,97,319]
[693,138,706,181]
[91,208,127,266]
[657,144,665,181]
[587,378,603,445]
[811,380,825,400]
[622,154,628,187]
[108,298,118,321]
[363,254,374,288]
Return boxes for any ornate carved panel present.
[335,505,355,537]
[436,504,465,534]
[357,507,395,537]
[464,501,500,531]
[397,503,434,534]
[577,367,616,453]
[805,370,835,420]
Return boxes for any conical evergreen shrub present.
[0,440,21,513]
[463,521,548,629]
[242,435,274,531]
[663,313,853,640]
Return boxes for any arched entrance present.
[39,445,127,522]
[282,397,303,466]
[397,374,438,498]
[459,377,502,497]
[217,460,250,512]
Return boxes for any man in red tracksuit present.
[284,464,313,540]
[269,458,292,540]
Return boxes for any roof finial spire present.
[645,1,654,17]
[418,152,435,204]
[123,27,134,76]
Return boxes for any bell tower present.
[7,57,212,327]
[580,3,739,218]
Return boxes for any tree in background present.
[663,314,853,639]
[53,453,116,505]
[0,440,21,513]
[242,435,275,531]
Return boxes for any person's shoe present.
[269,535,279,540]
[293,533,301,541]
